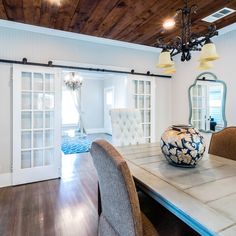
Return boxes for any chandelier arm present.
[187,5,198,42]
[189,4,198,14]
[155,0,219,65]
[171,50,182,57]
[170,49,177,57]
[184,0,188,8]
[189,47,201,52]
[196,25,218,40]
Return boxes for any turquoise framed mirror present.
[188,72,227,133]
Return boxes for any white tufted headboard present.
[110,108,145,146]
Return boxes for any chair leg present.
[98,183,102,216]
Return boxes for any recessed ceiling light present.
[163,19,176,30]
[48,0,62,6]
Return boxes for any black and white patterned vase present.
[160,125,206,168]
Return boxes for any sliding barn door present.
[12,65,61,185]
[131,78,155,143]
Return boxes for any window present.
[106,90,113,106]
[62,90,79,125]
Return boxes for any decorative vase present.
[160,125,206,168]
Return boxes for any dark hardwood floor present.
[0,153,98,236]
[0,151,199,236]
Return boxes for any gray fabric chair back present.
[90,140,143,236]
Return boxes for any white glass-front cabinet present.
[12,65,61,185]
[130,77,155,143]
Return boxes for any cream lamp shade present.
[157,49,174,68]
[197,60,213,70]
[200,39,219,62]
[163,65,176,74]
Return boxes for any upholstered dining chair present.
[90,140,159,236]
[208,126,236,161]
[110,108,145,146]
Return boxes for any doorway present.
[104,87,114,135]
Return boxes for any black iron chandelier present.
[156,0,219,74]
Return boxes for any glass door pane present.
[139,81,144,94]
[33,131,43,148]
[45,111,54,128]
[145,81,151,94]
[21,72,32,91]
[21,151,31,168]
[21,131,31,149]
[45,130,54,147]
[146,96,151,109]
[33,150,43,167]
[145,110,151,123]
[21,112,32,129]
[144,124,151,137]
[133,95,138,108]
[21,92,32,110]
[45,93,54,110]
[33,93,44,110]
[33,111,44,129]
[140,110,144,123]
[139,96,144,109]
[134,80,138,94]
[45,74,54,92]
[33,73,44,91]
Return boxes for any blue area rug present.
[61,136,91,154]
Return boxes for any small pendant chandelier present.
[64,72,83,90]
[156,0,219,74]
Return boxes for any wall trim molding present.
[86,128,106,134]
[219,22,236,36]
[103,129,112,135]
[0,172,12,188]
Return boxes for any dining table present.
[116,142,236,236]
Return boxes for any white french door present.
[130,78,155,143]
[12,65,61,185]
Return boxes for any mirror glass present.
[189,72,227,133]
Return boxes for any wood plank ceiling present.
[0,0,236,47]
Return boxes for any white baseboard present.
[86,128,106,134]
[0,172,12,188]
[104,129,112,135]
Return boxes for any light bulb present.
[48,0,62,6]
[163,19,175,30]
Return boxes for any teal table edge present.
[134,177,217,236]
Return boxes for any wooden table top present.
[117,143,236,236]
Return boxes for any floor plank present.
[0,150,199,236]
[0,153,98,236]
